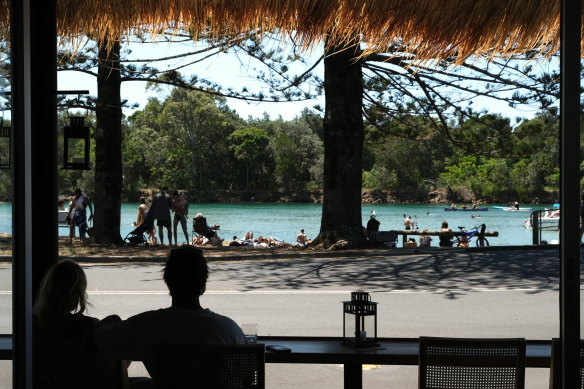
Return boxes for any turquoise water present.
[0,202,559,246]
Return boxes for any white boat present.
[524,209,560,231]
[524,217,560,231]
[493,206,533,212]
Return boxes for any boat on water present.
[524,216,560,231]
[444,207,488,212]
[523,205,560,231]
[493,206,533,211]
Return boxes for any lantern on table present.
[63,114,90,170]
[342,291,378,347]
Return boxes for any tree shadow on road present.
[211,249,563,298]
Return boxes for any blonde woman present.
[33,260,131,389]
[33,259,99,337]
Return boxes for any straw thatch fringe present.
[0,0,578,62]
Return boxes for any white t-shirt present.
[75,194,87,209]
[95,307,246,380]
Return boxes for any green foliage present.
[123,89,244,196]
[363,107,559,202]
[229,127,272,189]
[118,86,560,203]
[121,88,326,197]
[362,116,454,201]
[430,111,561,202]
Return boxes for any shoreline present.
[0,235,560,263]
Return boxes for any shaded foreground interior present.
[6,0,582,388]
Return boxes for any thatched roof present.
[2,0,573,61]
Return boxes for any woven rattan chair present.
[150,343,265,389]
[418,337,526,389]
[548,338,584,389]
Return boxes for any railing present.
[530,210,542,245]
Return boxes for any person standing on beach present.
[172,190,189,245]
[404,215,412,230]
[150,186,173,245]
[134,197,149,227]
[71,188,93,244]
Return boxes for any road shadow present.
[210,249,565,297]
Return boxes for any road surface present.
[0,248,577,387]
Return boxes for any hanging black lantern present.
[342,291,378,347]
[0,117,10,169]
[63,114,90,170]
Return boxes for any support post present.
[559,0,581,386]
[11,0,34,387]
[31,0,58,284]
[11,0,58,388]
[530,211,540,245]
[344,363,362,389]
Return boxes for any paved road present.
[0,248,577,388]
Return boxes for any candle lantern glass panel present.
[63,116,90,170]
[0,119,10,169]
[342,291,378,347]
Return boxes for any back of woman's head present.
[441,221,449,229]
[33,260,89,323]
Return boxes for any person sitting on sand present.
[439,221,453,247]
[254,236,270,248]
[193,213,221,245]
[366,212,380,234]
[296,229,308,245]
[268,236,288,248]
[419,230,432,247]
[192,236,209,246]
[229,236,245,247]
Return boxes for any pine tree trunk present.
[94,39,123,244]
[318,40,366,248]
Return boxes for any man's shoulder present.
[115,308,168,324]
[199,309,241,328]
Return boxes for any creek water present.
[0,202,559,246]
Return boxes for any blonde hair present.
[33,260,90,331]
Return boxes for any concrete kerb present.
[0,244,557,264]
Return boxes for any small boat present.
[524,206,560,231]
[493,206,533,211]
[524,216,560,231]
[444,207,488,212]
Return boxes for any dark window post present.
[560,0,581,387]
[11,0,58,388]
